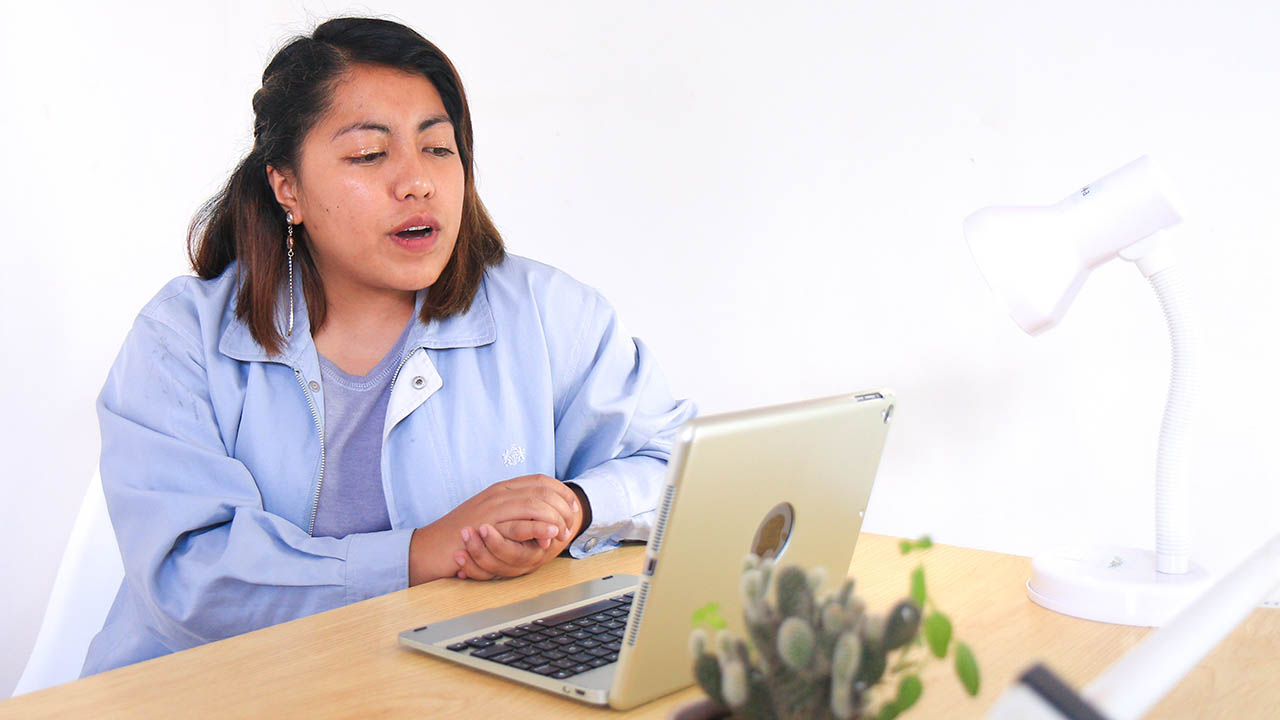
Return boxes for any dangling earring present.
[285,211,295,336]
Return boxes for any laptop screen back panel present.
[607,391,894,709]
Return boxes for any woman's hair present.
[188,17,504,356]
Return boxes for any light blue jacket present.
[83,254,695,675]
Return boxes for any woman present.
[83,17,694,675]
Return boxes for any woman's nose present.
[394,151,436,201]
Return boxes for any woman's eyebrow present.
[331,114,452,141]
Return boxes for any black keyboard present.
[445,592,634,680]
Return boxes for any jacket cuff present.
[345,527,415,604]
[565,466,631,558]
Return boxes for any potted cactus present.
[682,539,979,720]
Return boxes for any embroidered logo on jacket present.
[502,444,527,467]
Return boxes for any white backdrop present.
[2,0,1277,697]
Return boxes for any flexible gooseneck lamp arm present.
[964,157,1208,625]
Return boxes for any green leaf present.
[896,674,922,711]
[692,602,725,628]
[876,701,901,720]
[917,536,933,549]
[909,565,926,608]
[923,611,952,658]
[899,539,912,555]
[954,641,981,696]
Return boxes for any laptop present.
[398,389,895,709]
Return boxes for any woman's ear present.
[266,165,303,224]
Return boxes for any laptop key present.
[554,635,577,646]
[531,664,558,676]
[589,647,613,658]
[500,627,528,638]
[491,652,522,665]
[552,670,575,679]
[511,661,534,671]
[514,646,539,657]
[466,638,494,649]
[533,597,630,628]
[504,638,530,649]
[585,624,610,635]
[471,645,507,659]
[579,639,601,649]
[571,663,592,674]
[588,658,609,668]
[533,641,558,652]
[605,608,629,618]
[558,622,581,631]
[562,644,585,655]
[568,631,591,641]
[446,642,470,652]
[483,632,504,640]
[542,628,564,638]
[569,652,596,664]
[603,620,626,630]
[516,623,540,633]
[552,659,576,670]
[605,641,622,652]
[524,654,549,666]
[543,650,566,660]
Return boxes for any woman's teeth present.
[397,225,433,239]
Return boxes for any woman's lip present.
[391,228,438,252]
[392,214,441,234]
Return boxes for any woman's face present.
[268,63,465,301]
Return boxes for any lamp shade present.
[963,156,1183,335]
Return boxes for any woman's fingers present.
[498,476,580,524]
[493,519,560,546]
[484,495,574,541]
[459,525,529,578]
[477,524,547,568]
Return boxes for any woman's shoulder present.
[483,253,606,312]
[131,268,240,351]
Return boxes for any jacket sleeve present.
[97,313,413,652]
[552,290,697,558]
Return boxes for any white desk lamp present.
[963,156,1211,626]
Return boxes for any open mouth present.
[396,225,434,240]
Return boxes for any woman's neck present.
[313,282,417,376]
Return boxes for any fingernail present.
[461,527,471,543]
[560,526,570,540]
[479,525,489,539]
[454,552,465,566]
[546,524,559,538]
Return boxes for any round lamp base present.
[1027,545,1212,627]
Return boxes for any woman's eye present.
[350,151,385,164]
[426,146,455,158]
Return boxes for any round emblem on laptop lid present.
[751,502,796,560]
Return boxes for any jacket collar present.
[218,269,497,366]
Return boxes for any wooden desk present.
[4,535,1277,719]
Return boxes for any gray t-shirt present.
[311,320,414,539]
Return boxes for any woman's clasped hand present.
[409,474,584,583]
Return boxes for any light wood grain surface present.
[3,534,1276,719]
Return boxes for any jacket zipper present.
[387,347,417,401]
[295,369,326,536]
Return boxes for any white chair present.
[12,471,123,696]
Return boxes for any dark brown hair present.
[188,17,504,356]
